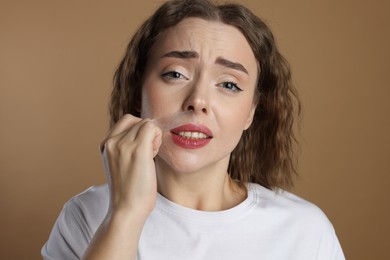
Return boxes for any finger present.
[133,120,162,156]
[100,114,142,153]
[108,114,142,139]
[138,121,163,156]
[152,129,163,157]
[104,119,158,156]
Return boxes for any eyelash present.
[161,71,188,80]
[161,71,242,93]
[218,81,242,93]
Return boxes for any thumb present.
[152,127,163,157]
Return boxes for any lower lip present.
[170,134,211,149]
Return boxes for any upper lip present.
[170,123,213,138]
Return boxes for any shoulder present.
[65,184,109,210]
[58,184,109,236]
[247,183,345,259]
[63,184,109,223]
[42,185,109,259]
[248,183,334,230]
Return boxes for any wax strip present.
[152,110,195,132]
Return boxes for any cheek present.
[222,99,254,129]
[141,82,165,118]
[217,106,249,145]
[140,90,152,118]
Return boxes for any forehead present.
[149,18,257,72]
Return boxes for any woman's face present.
[141,17,258,174]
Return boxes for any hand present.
[100,114,162,219]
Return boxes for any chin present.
[155,147,232,176]
[155,136,233,174]
[155,152,207,174]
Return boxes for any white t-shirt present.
[42,183,345,260]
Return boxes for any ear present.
[243,104,256,130]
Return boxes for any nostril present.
[183,101,208,114]
[185,105,208,114]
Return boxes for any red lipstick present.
[170,123,213,149]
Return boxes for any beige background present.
[1,0,389,259]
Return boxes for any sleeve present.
[41,200,93,260]
[316,220,346,260]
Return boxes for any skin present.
[142,18,258,210]
[83,18,258,260]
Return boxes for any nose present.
[182,82,209,115]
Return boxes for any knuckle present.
[122,114,134,120]
[116,139,128,152]
[121,114,139,124]
[140,120,158,132]
[116,138,137,156]
[104,138,117,152]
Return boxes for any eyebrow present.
[161,51,199,59]
[160,51,249,75]
[215,57,249,75]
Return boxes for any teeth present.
[177,132,208,139]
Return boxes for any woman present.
[42,0,345,259]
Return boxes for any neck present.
[155,156,246,211]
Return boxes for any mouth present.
[170,124,213,149]
[171,123,213,138]
[175,131,210,139]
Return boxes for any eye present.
[161,71,188,81]
[218,81,243,93]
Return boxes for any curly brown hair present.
[110,0,301,190]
